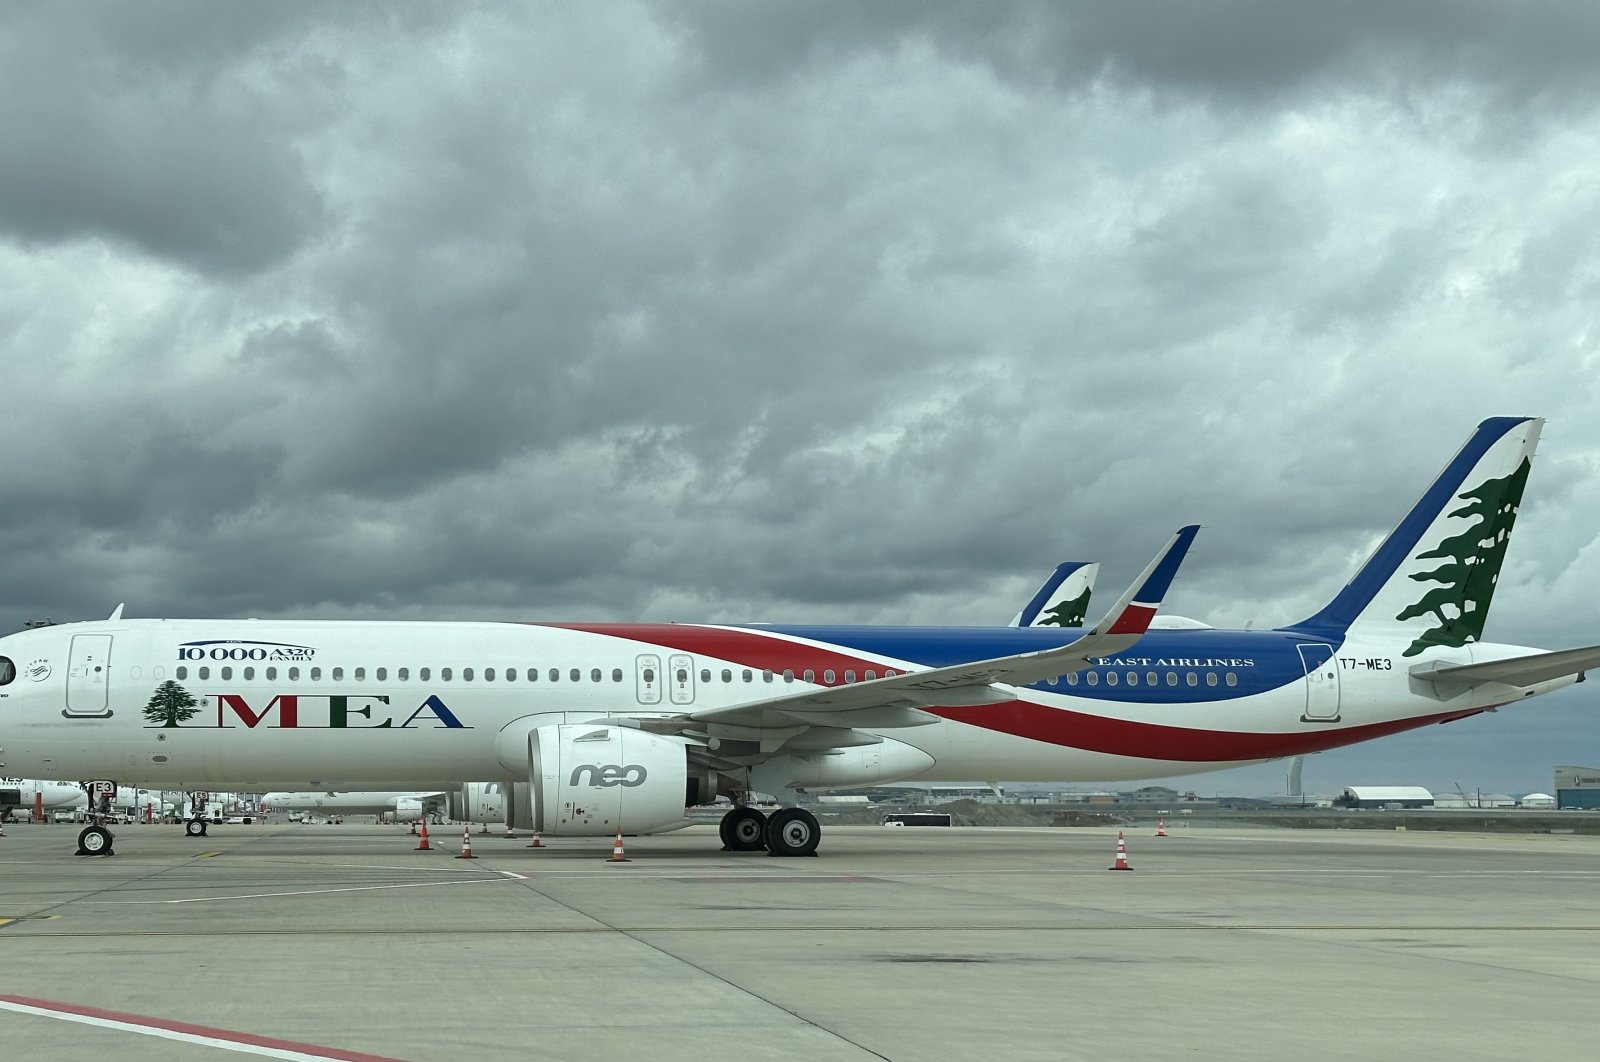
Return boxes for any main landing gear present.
[75,824,114,857]
[185,818,208,837]
[718,806,820,857]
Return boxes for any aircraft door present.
[668,653,695,705]
[1297,643,1340,722]
[636,655,662,705]
[66,634,114,718]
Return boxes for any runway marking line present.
[0,992,411,1061]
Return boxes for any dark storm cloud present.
[673,1,1600,107]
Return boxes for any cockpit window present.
[0,657,13,685]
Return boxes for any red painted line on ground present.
[0,993,410,1062]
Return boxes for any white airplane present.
[0,777,86,821]
[263,788,451,823]
[3,417,1595,861]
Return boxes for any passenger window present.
[266,667,277,680]
[783,669,794,682]
[398,667,409,681]
[700,668,711,682]
[1226,672,1238,687]
[243,667,254,680]
[1106,672,1118,686]
[376,668,386,681]
[332,667,343,681]
[1166,672,1177,686]
[550,668,560,682]
[310,667,321,680]
[1206,672,1218,687]
[289,666,300,680]
[675,668,687,683]
[1047,676,1058,686]
[844,670,855,683]
[354,667,365,681]
[484,668,494,681]
[742,669,752,682]
[863,669,875,681]
[803,669,815,683]
[1066,673,1078,685]
[462,668,474,681]
[504,667,514,682]
[643,668,655,683]
[441,668,452,681]
[1186,672,1198,687]
[527,669,538,681]
[220,666,232,680]
[823,669,835,684]
[612,668,623,682]
[763,669,773,682]
[420,667,430,681]
[721,668,732,683]
[176,666,188,680]
[1146,672,1157,687]
[570,668,580,682]
[1126,672,1137,686]
[1086,671,1098,686]
[591,668,602,682]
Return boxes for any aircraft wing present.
[1413,644,1600,690]
[684,526,1199,733]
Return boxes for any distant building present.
[1554,766,1600,809]
[1520,793,1556,809]
[1335,786,1434,809]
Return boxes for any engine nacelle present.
[527,724,704,836]
[391,797,426,823]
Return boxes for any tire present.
[77,825,113,856]
[720,807,769,851]
[764,807,820,857]
[185,819,207,837]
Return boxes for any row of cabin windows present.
[1045,670,1239,688]
[173,665,631,684]
[169,664,907,686]
[165,663,1230,689]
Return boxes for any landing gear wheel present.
[765,807,820,857]
[76,825,114,856]
[185,819,208,837]
[720,807,769,851]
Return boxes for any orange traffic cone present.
[606,830,630,863]
[526,830,544,849]
[1156,818,1167,837]
[456,825,477,859]
[1109,830,1131,871]
[415,820,432,851]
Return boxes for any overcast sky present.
[3,2,1598,796]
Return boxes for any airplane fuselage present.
[0,618,1560,791]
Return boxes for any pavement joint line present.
[7,923,1594,940]
[79,875,521,904]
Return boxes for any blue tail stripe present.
[1288,416,1532,636]
[1136,525,1201,603]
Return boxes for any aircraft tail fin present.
[1289,417,1541,656]
[1011,562,1099,628]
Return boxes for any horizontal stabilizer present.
[1412,644,1600,689]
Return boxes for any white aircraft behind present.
[0,777,86,820]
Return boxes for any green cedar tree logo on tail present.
[1395,456,1530,657]
[143,679,200,727]
[1038,589,1092,627]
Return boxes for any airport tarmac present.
[2,820,1597,1061]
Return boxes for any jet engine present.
[391,796,426,823]
[523,724,715,836]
